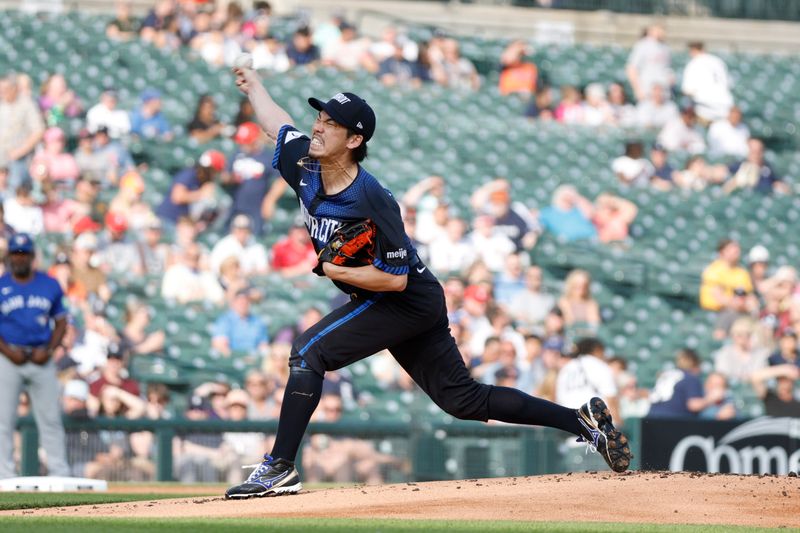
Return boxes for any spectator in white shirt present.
[657,105,707,154]
[209,214,269,275]
[581,83,614,126]
[681,42,733,123]
[635,83,679,130]
[708,106,750,159]
[626,24,673,102]
[612,141,655,187]
[508,265,556,333]
[428,217,475,275]
[556,338,619,422]
[85,90,131,139]
[161,242,224,305]
[467,215,516,273]
[3,182,43,235]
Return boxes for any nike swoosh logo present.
[299,179,308,186]
[416,267,426,274]
[291,391,314,398]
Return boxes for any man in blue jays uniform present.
[0,233,69,478]
[225,65,631,498]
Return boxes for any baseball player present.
[0,233,69,478]
[225,66,631,498]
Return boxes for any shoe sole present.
[225,482,303,500]
[585,397,632,473]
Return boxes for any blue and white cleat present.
[225,454,303,499]
[576,397,632,473]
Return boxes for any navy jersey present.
[0,271,67,346]
[273,124,417,297]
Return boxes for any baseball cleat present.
[576,397,632,473]
[225,454,302,499]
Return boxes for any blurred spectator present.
[28,127,80,184]
[157,150,225,228]
[106,1,139,41]
[428,217,475,275]
[558,269,601,332]
[119,299,165,356]
[271,221,316,277]
[747,244,770,297]
[133,215,170,275]
[0,72,45,189]
[210,214,269,275]
[707,106,749,158]
[224,121,285,236]
[635,84,678,130]
[234,97,256,127]
[86,90,131,138]
[322,22,377,73]
[672,155,728,192]
[759,266,797,338]
[648,349,706,418]
[187,94,231,144]
[714,317,769,382]
[370,26,408,64]
[524,85,555,121]
[471,306,527,366]
[723,138,789,195]
[251,36,290,73]
[3,182,43,235]
[470,179,540,251]
[517,334,545,393]
[243,370,275,420]
[143,383,172,420]
[498,40,537,97]
[616,370,651,419]
[108,170,152,231]
[556,338,619,420]
[592,193,638,243]
[713,288,755,340]
[768,329,799,367]
[70,298,120,375]
[582,83,614,126]
[174,395,232,483]
[461,284,491,357]
[92,126,135,184]
[313,12,344,54]
[70,232,111,303]
[168,215,209,265]
[62,379,102,476]
[41,179,83,234]
[222,388,268,484]
[74,129,104,182]
[98,211,141,276]
[88,344,139,400]
[378,38,426,88]
[286,26,320,67]
[538,185,597,242]
[467,215,516,273]
[161,242,224,305]
[648,143,676,190]
[698,372,737,420]
[612,141,654,187]
[489,347,522,388]
[607,82,636,127]
[211,289,270,357]
[139,0,173,41]
[430,38,480,91]
[38,73,83,126]
[402,175,447,245]
[626,24,673,102]
[657,105,706,154]
[681,42,733,123]
[700,238,754,312]
[302,392,403,484]
[750,364,800,417]
[508,265,556,333]
[130,88,172,140]
[493,253,526,307]
[554,85,583,124]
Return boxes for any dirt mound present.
[6,471,799,527]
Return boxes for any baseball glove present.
[313,219,377,276]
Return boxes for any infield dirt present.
[4,471,799,528]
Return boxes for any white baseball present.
[234,53,253,69]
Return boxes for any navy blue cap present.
[9,233,34,254]
[308,92,376,142]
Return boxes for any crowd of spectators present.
[2,3,798,483]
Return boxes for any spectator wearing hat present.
[210,214,269,276]
[723,138,789,195]
[161,242,224,305]
[750,364,800,417]
[28,127,80,184]
[746,244,770,297]
[768,329,800,367]
[708,106,750,159]
[508,265,556,334]
[224,121,285,236]
[0,73,45,190]
[681,42,733,123]
[86,90,131,139]
[222,388,268,483]
[187,94,232,144]
[88,343,140,400]
[461,284,492,359]
[271,221,317,277]
[174,394,233,483]
[97,211,141,275]
[211,289,270,358]
[130,88,172,140]
[156,150,225,227]
[713,287,755,340]
[700,238,754,312]
[3,182,43,235]
[657,104,706,154]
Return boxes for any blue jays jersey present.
[0,272,67,346]
[273,125,418,297]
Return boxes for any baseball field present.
[0,471,797,532]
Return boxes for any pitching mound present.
[5,471,799,527]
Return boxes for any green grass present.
[0,492,213,511]
[0,518,784,533]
